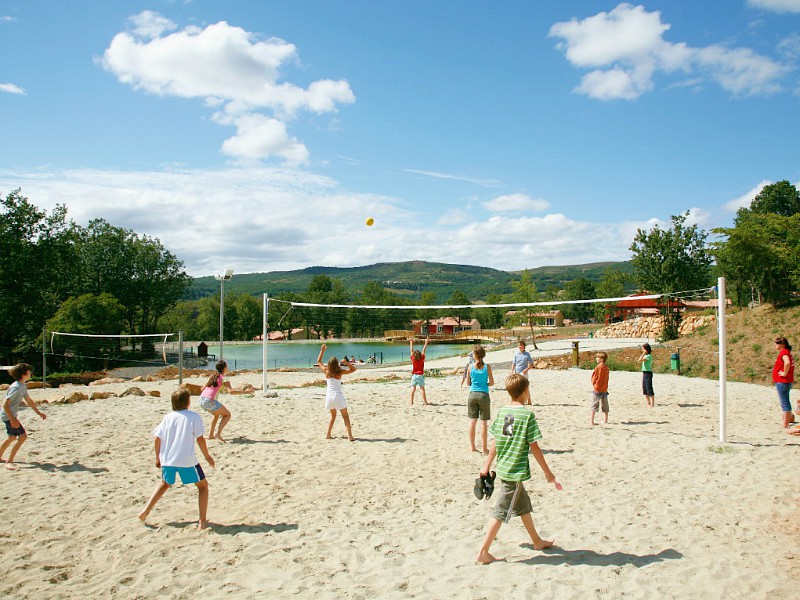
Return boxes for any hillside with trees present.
[3,181,798,372]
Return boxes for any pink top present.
[201,375,224,399]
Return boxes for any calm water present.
[200,341,478,370]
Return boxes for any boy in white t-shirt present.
[138,389,215,530]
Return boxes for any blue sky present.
[1,1,799,277]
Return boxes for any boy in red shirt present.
[590,352,610,426]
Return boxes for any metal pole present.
[178,330,184,386]
[42,328,47,387]
[262,293,269,395]
[219,278,225,363]
[718,276,727,443]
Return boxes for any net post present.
[42,327,47,387]
[178,330,184,386]
[718,277,727,443]
[268,294,269,396]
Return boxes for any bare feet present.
[475,551,500,564]
[471,447,479,453]
[325,435,334,440]
[533,539,555,550]
[348,436,356,442]
[137,510,150,523]
[4,462,19,471]
[214,434,227,443]
[198,520,209,531]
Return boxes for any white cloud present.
[215,113,309,165]
[483,193,549,213]
[0,83,25,95]
[777,33,800,60]
[99,12,354,163]
[0,167,651,276]
[129,10,177,39]
[403,168,501,187]
[748,0,800,13]
[684,207,712,227]
[723,180,772,211]
[550,3,788,100]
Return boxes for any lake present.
[201,341,479,371]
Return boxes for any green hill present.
[186,260,633,302]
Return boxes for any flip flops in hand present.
[474,471,496,500]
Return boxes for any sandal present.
[473,477,485,500]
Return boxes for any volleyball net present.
[46,331,183,376]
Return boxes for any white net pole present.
[268,294,269,395]
[718,277,727,443]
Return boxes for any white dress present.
[325,377,347,410]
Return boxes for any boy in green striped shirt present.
[476,373,561,564]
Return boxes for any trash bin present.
[670,352,680,371]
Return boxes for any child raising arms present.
[409,336,430,405]
[317,344,356,441]
[199,360,232,442]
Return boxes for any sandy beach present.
[2,340,799,599]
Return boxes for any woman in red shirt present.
[772,336,795,429]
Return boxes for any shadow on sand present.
[229,437,291,445]
[354,437,414,443]
[166,521,299,535]
[517,546,682,567]
[23,460,109,474]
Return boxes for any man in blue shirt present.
[510,340,534,380]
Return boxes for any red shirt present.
[773,348,794,384]
[411,354,425,375]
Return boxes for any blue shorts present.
[162,464,205,485]
[3,420,25,437]
[776,382,793,412]
[199,396,223,412]
[411,374,425,388]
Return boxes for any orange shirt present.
[591,363,609,393]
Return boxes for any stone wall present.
[593,314,716,339]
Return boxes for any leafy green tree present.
[76,219,190,336]
[510,269,540,348]
[737,180,800,220]
[629,212,712,339]
[713,212,800,306]
[47,293,126,335]
[160,300,202,339]
[446,289,472,326]
[593,268,630,322]
[0,190,79,364]
[562,278,596,323]
[233,293,262,340]
[416,290,438,333]
[473,293,505,329]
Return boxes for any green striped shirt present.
[489,405,542,482]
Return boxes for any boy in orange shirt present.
[590,352,610,426]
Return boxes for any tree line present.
[0,190,190,367]
[3,181,798,367]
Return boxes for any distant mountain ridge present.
[186,260,633,302]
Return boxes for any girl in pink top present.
[199,361,232,442]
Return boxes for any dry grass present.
[549,304,800,385]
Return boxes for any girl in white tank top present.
[316,344,357,441]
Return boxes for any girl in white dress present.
[316,344,357,441]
